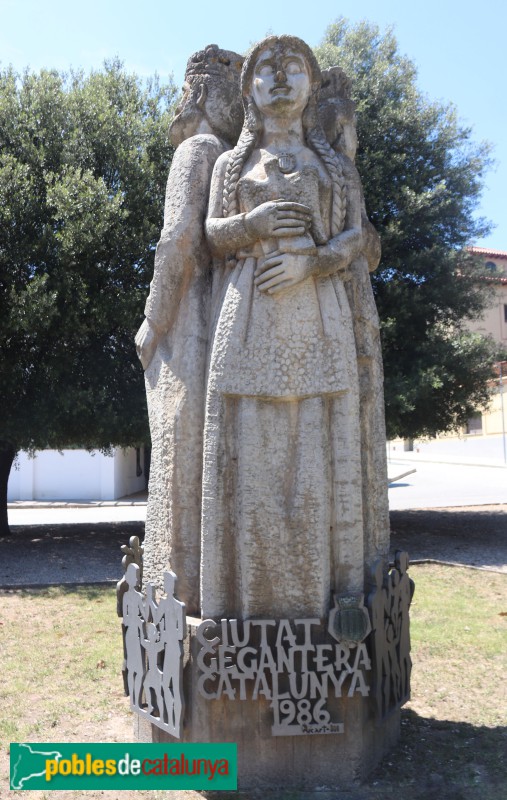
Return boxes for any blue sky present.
[1,0,505,250]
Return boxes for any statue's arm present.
[206,152,313,257]
[205,153,253,255]
[314,159,363,276]
[361,197,381,273]
[254,159,364,295]
[136,136,224,369]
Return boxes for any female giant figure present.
[202,36,373,620]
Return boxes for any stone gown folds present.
[201,154,365,620]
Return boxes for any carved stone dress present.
[142,134,227,615]
[201,151,364,620]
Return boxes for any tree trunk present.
[0,441,15,537]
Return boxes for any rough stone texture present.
[319,62,390,574]
[202,136,364,617]
[141,132,225,614]
[137,46,244,616]
[136,34,398,791]
[201,40,366,620]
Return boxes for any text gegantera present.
[196,617,372,736]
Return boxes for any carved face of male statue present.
[251,45,311,118]
[319,98,358,162]
[169,81,207,147]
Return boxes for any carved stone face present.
[169,81,204,148]
[319,98,358,161]
[251,45,311,118]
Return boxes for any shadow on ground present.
[201,710,507,799]
[1,508,506,586]
[369,709,507,800]
[390,508,506,571]
[0,520,144,586]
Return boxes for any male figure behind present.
[135,45,243,613]
[319,67,390,570]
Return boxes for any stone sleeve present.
[205,152,255,257]
[315,158,363,277]
[144,134,225,335]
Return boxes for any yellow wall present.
[481,385,507,435]
[467,282,507,344]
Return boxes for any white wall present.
[113,447,146,499]
[7,447,146,501]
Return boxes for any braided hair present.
[221,35,348,236]
[222,99,261,218]
[303,95,347,236]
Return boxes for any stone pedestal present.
[134,616,401,792]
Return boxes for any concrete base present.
[136,713,399,792]
[135,617,401,792]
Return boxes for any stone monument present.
[123,34,413,792]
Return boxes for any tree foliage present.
[0,24,500,533]
[315,20,497,438]
[0,60,175,533]
[0,60,176,453]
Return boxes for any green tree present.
[315,20,497,439]
[0,60,176,534]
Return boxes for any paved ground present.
[0,520,145,586]
[389,432,507,465]
[387,458,506,510]
[1,506,505,587]
[3,449,505,587]
[390,506,506,573]
[7,500,147,525]
[7,455,506,522]
[386,433,507,512]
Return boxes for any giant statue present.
[128,35,412,791]
[135,45,244,613]
[202,36,377,619]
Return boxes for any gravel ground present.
[0,506,505,587]
[0,520,144,586]
[390,505,507,573]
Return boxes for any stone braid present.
[307,127,348,237]
[222,99,260,218]
[222,130,256,217]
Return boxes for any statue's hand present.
[254,250,317,295]
[245,200,312,240]
[135,318,159,370]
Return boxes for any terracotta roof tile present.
[467,246,507,259]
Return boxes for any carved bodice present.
[208,148,354,398]
[237,152,333,248]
